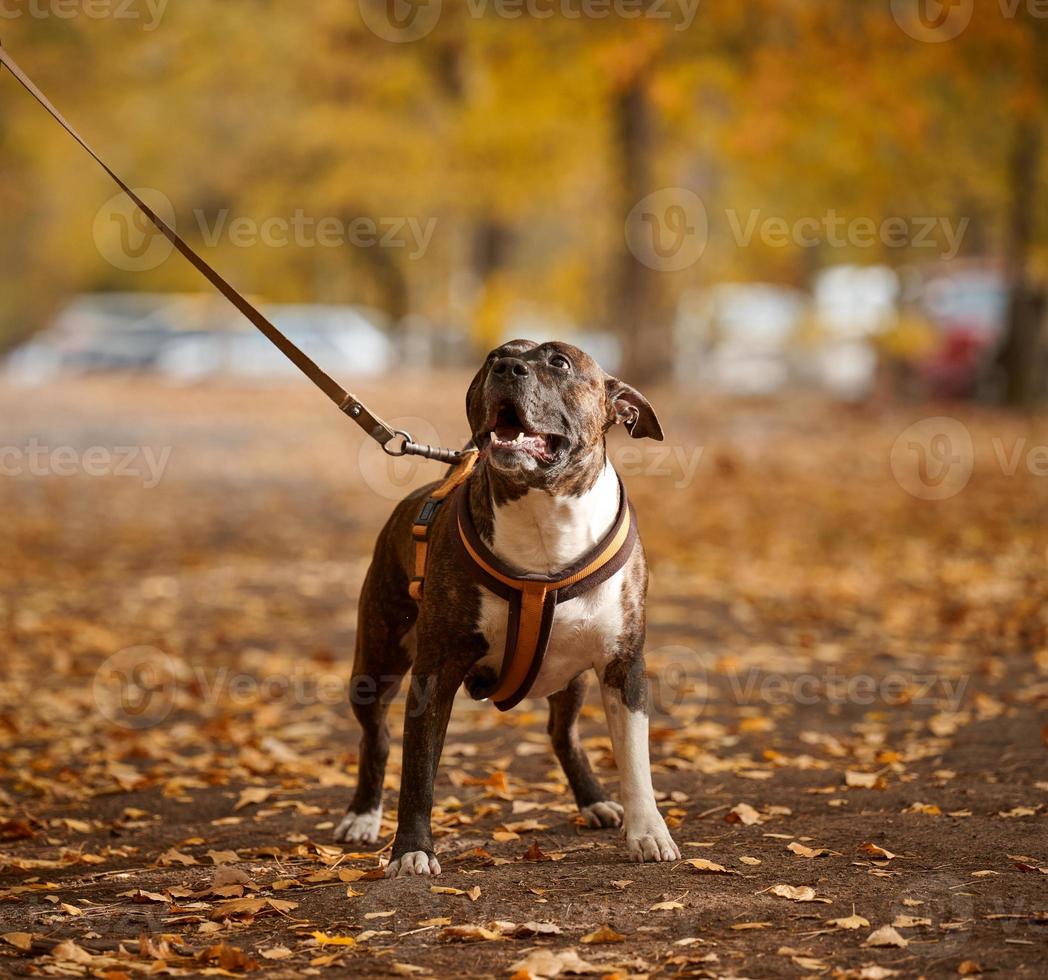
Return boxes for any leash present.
[0,43,464,466]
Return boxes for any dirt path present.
[1,379,1046,978]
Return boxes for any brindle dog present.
[334,339,680,876]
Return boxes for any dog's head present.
[466,339,662,493]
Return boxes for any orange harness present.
[409,455,638,711]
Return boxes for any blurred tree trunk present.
[996,121,1046,408]
[612,71,672,386]
[470,219,514,353]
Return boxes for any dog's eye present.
[548,353,571,371]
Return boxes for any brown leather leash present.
[0,43,463,466]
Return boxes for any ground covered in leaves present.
[1,376,1046,979]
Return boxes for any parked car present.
[900,261,1008,399]
[4,294,393,384]
[676,283,808,396]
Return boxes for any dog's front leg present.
[385,659,461,878]
[598,652,680,864]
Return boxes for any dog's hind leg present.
[548,674,623,829]
[334,567,416,845]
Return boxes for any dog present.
[334,339,680,876]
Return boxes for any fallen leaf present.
[787,841,834,858]
[827,912,870,930]
[509,949,597,977]
[438,924,503,942]
[580,925,626,944]
[864,925,909,948]
[50,940,95,964]
[859,842,897,860]
[687,858,737,875]
[903,802,941,815]
[207,849,240,865]
[845,770,883,789]
[892,914,931,928]
[511,921,563,937]
[311,931,357,946]
[234,786,274,811]
[725,802,761,825]
[156,848,198,867]
[1,932,33,952]
[768,884,832,903]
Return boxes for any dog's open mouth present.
[478,400,565,463]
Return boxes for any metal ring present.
[382,429,413,457]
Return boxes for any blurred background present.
[1,1,1046,402]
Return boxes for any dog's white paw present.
[333,807,383,845]
[385,851,441,878]
[625,816,680,863]
[581,800,624,829]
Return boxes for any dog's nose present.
[492,356,530,379]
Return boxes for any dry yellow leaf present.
[687,858,737,875]
[864,925,909,948]
[311,931,357,946]
[580,925,626,944]
[1,933,33,952]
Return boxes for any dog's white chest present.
[472,463,625,700]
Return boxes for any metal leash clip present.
[389,434,470,465]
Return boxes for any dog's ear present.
[605,377,664,441]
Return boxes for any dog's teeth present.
[514,432,524,444]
